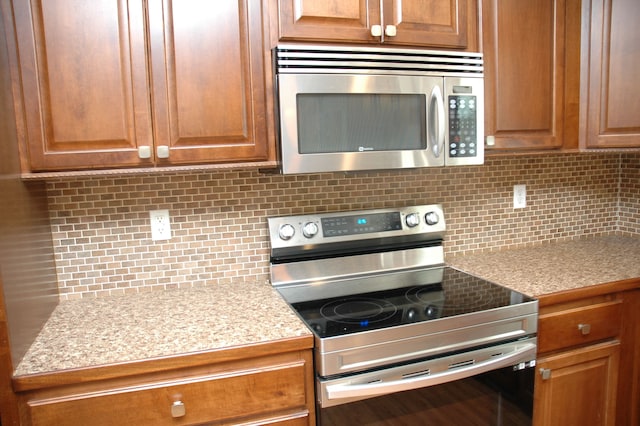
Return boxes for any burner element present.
[321,298,398,324]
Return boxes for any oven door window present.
[296,93,427,154]
[319,365,534,425]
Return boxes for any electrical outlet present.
[150,209,171,241]
[513,184,527,209]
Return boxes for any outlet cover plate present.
[150,209,171,241]
[514,184,527,209]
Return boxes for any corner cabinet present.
[269,0,478,51]
[533,294,622,425]
[534,287,640,426]
[16,343,316,426]
[482,0,581,153]
[581,0,640,149]
[3,0,275,172]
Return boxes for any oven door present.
[319,363,534,426]
[317,338,536,425]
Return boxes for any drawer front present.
[26,362,308,426]
[537,300,622,354]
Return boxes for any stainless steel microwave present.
[274,44,484,174]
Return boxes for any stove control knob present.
[425,211,440,226]
[425,304,439,319]
[278,224,295,241]
[405,213,420,228]
[302,221,319,238]
[406,308,418,322]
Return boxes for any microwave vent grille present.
[275,44,483,76]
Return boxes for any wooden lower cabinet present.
[534,340,620,426]
[18,350,315,426]
[533,287,640,426]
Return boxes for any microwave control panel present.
[448,95,478,158]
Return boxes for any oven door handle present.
[325,342,536,402]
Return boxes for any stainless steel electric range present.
[269,205,538,425]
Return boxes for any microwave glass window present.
[296,94,427,154]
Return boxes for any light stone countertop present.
[14,280,312,377]
[15,235,640,378]
[447,235,640,297]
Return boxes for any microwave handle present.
[428,85,445,158]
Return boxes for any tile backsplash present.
[47,152,639,299]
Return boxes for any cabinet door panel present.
[584,0,640,148]
[386,0,468,48]
[534,341,619,426]
[148,0,272,164]
[483,0,565,151]
[275,0,377,43]
[11,0,152,170]
[273,0,473,49]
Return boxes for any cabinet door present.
[583,0,640,148]
[147,0,274,165]
[274,0,380,43]
[272,0,473,49]
[9,0,153,171]
[533,341,620,426]
[383,0,470,49]
[482,0,567,151]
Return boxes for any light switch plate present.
[150,209,171,241]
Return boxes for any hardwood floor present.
[320,375,532,426]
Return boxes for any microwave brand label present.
[358,146,375,152]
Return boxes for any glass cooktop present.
[289,267,533,338]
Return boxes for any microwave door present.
[277,73,445,174]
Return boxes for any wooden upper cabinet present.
[582,0,640,148]
[9,0,153,170]
[482,0,571,152]
[6,0,274,172]
[148,0,271,166]
[272,0,476,50]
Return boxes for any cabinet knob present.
[540,368,551,380]
[486,136,496,146]
[171,400,186,418]
[578,323,591,335]
[156,145,170,159]
[371,24,382,37]
[385,25,397,37]
[138,146,152,159]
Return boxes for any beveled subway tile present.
[46,152,639,299]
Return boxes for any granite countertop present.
[447,235,640,297]
[15,235,640,378]
[14,280,312,377]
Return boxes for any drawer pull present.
[578,323,591,335]
[171,400,186,418]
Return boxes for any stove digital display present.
[321,212,402,237]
